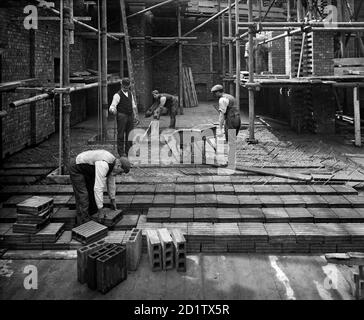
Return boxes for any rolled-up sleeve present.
[159,96,167,107]
[94,161,109,209]
[107,175,116,200]
[109,94,120,114]
[218,97,229,114]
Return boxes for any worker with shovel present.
[145,90,179,129]
[70,150,131,225]
[211,84,241,141]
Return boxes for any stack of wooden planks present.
[182,67,198,108]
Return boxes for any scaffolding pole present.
[101,0,108,141]
[62,0,72,174]
[178,5,184,115]
[235,0,240,116]
[120,0,139,125]
[59,0,64,174]
[147,1,239,62]
[247,0,257,144]
[228,0,234,94]
[127,0,176,19]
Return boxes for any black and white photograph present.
[1,0,364,306]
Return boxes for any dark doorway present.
[195,83,207,102]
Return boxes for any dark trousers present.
[225,113,241,142]
[169,99,178,129]
[117,112,134,157]
[70,163,98,225]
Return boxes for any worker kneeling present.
[145,90,179,129]
[70,150,131,225]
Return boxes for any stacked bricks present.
[125,228,142,271]
[77,240,106,284]
[13,196,53,234]
[170,229,187,272]
[96,245,127,294]
[72,220,108,245]
[146,229,163,271]
[157,228,174,270]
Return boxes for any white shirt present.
[109,90,137,114]
[218,97,229,114]
[76,150,117,209]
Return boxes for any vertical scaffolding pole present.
[62,0,72,174]
[59,0,64,173]
[101,0,108,141]
[218,0,222,74]
[222,11,226,82]
[178,5,184,115]
[120,0,139,125]
[228,0,234,94]
[235,0,240,111]
[247,0,257,143]
[97,0,102,140]
[354,86,362,147]
[297,0,303,21]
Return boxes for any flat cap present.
[120,157,131,174]
[121,78,131,88]
[211,84,223,93]
[152,90,159,95]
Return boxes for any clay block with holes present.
[96,245,127,294]
[157,228,174,270]
[16,196,54,215]
[126,228,142,271]
[170,228,186,272]
[87,243,117,290]
[146,229,162,271]
[77,239,106,284]
[72,220,108,244]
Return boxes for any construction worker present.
[145,90,179,129]
[70,150,131,225]
[211,85,241,141]
[109,78,138,157]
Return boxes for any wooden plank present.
[235,166,313,182]
[333,58,364,67]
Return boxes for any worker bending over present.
[211,85,241,141]
[145,90,179,129]
[70,150,131,225]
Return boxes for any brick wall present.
[312,31,334,76]
[152,30,217,102]
[268,32,286,74]
[0,7,91,159]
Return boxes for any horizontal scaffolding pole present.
[238,21,364,28]
[9,79,122,109]
[38,1,119,41]
[127,0,176,19]
[146,0,241,61]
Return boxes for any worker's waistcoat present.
[157,93,178,108]
[117,90,133,115]
[222,93,240,117]
[74,161,116,180]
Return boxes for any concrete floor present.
[0,253,356,300]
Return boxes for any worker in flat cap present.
[145,90,179,129]
[211,84,241,141]
[70,150,131,225]
[109,78,139,157]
